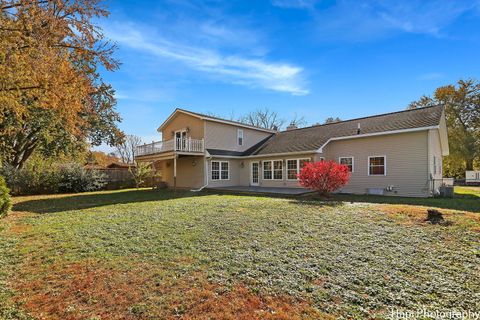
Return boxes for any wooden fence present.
[89,168,160,189]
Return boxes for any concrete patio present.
[206,186,314,196]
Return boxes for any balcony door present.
[175,130,187,151]
[251,161,259,186]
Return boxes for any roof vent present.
[286,122,298,131]
[357,123,361,134]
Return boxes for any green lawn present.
[1,189,479,319]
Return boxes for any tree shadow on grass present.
[13,189,208,214]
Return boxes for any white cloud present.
[376,1,477,36]
[311,0,478,41]
[107,24,309,95]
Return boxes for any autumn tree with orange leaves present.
[409,79,480,176]
[0,0,124,169]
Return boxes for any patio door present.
[175,130,187,151]
[251,161,259,186]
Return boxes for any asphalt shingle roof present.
[249,105,444,155]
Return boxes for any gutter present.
[191,155,212,192]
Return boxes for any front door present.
[251,161,259,186]
[175,130,187,150]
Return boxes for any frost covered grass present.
[1,189,479,319]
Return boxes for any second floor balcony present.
[137,138,204,157]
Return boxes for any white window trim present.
[211,160,230,181]
[237,129,244,146]
[339,156,354,173]
[368,155,387,176]
[286,158,311,181]
[262,160,273,180]
[174,129,187,137]
[262,160,283,180]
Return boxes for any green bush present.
[1,163,59,195]
[0,162,107,195]
[0,176,12,218]
[57,164,107,193]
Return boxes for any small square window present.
[339,157,354,172]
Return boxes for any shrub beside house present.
[0,176,12,218]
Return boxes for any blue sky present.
[99,0,480,145]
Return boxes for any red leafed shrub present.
[298,160,350,196]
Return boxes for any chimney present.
[286,122,298,131]
[357,123,361,134]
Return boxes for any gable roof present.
[249,105,444,156]
[158,108,276,133]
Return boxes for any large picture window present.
[286,158,311,180]
[368,156,386,176]
[339,157,354,172]
[212,161,229,180]
[263,160,283,180]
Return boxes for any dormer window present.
[237,129,244,146]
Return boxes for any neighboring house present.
[135,105,449,197]
[466,171,480,184]
[106,162,135,169]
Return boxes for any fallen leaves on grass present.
[13,259,327,320]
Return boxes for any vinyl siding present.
[161,112,204,140]
[156,156,205,189]
[323,130,429,197]
[205,121,271,152]
[206,158,242,187]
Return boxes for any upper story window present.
[368,156,386,176]
[339,157,354,172]
[211,161,229,180]
[237,129,244,146]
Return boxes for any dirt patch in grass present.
[376,204,480,231]
[13,259,326,320]
[2,212,33,235]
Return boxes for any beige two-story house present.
[135,105,449,197]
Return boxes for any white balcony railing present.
[136,138,204,156]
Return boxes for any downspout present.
[427,130,432,197]
[191,155,211,192]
